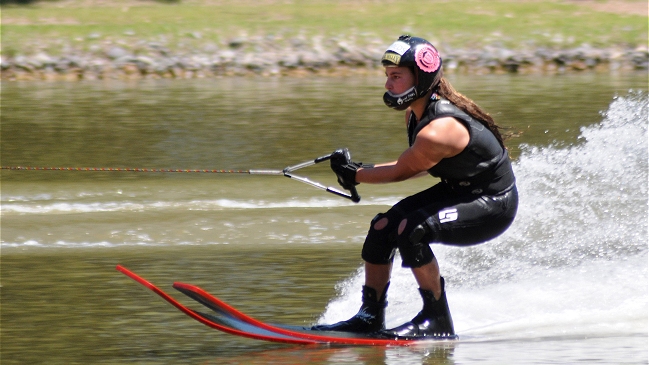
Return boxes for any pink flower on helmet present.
[415,45,440,73]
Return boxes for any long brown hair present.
[435,77,506,148]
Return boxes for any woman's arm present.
[356,117,469,184]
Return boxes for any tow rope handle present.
[280,153,361,203]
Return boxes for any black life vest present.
[407,95,515,195]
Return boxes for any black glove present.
[330,148,372,190]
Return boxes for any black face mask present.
[383,86,417,110]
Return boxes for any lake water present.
[1,73,647,365]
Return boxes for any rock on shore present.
[1,36,647,80]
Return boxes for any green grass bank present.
[1,0,647,80]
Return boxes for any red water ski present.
[117,265,456,346]
[173,282,457,346]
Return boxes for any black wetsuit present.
[361,94,518,268]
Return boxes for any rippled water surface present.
[2,73,647,365]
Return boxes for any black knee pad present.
[397,220,436,268]
[361,212,399,265]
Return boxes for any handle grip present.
[314,153,333,164]
[348,185,361,203]
[320,152,360,202]
[320,152,360,203]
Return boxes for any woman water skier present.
[313,35,518,339]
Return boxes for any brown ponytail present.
[435,77,506,148]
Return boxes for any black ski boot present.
[312,283,389,333]
[380,277,456,339]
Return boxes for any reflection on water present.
[1,73,647,365]
[205,344,457,365]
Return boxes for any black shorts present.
[361,182,518,268]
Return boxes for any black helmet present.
[382,35,443,110]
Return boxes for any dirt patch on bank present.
[565,0,647,16]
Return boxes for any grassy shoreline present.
[3,0,647,53]
[1,0,647,79]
